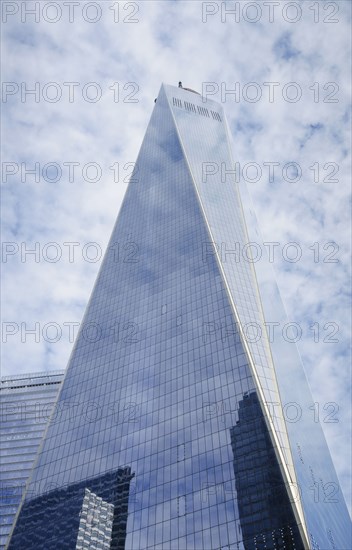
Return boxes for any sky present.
[1,0,351,513]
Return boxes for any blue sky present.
[1,0,351,512]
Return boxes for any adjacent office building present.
[7,84,351,548]
[0,370,64,548]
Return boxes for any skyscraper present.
[7,83,351,549]
[0,370,64,549]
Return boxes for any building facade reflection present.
[8,468,134,548]
[230,392,302,549]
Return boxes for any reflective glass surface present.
[166,84,300,516]
[7,85,350,549]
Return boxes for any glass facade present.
[0,370,64,549]
[7,84,351,549]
